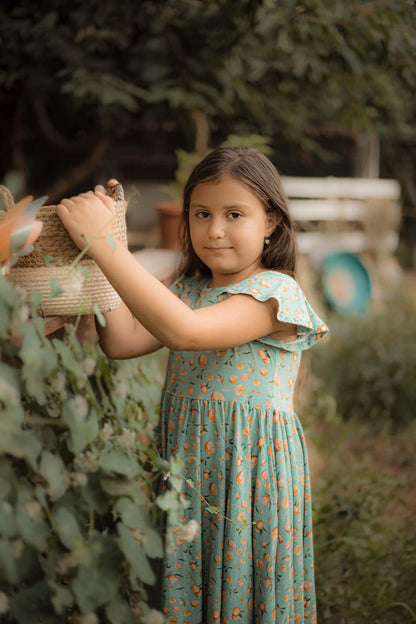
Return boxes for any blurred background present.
[1,1,415,622]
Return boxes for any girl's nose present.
[208,217,225,239]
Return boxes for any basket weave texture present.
[9,184,127,316]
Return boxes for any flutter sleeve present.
[222,270,329,352]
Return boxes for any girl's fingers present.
[94,184,105,194]
[94,190,115,213]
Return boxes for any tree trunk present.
[44,135,111,204]
[352,133,380,178]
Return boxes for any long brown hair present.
[177,147,297,279]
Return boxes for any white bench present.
[282,176,401,261]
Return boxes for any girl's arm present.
[96,302,163,359]
[57,192,295,353]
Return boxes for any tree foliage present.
[0,0,415,196]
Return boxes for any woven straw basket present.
[8,183,127,316]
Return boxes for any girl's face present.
[189,175,279,287]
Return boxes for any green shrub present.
[313,458,416,624]
[310,296,416,429]
[0,275,185,623]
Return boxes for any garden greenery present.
[310,295,416,429]
[0,274,185,624]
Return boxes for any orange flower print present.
[190,599,199,608]
[241,425,250,438]
[257,348,270,365]
[304,581,313,591]
[234,384,246,397]
[208,408,217,422]
[237,362,245,370]
[237,511,246,523]
[200,382,208,394]
[205,441,216,455]
[236,471,245,486]
[259,601,266,612]
[207,373,214,381]
[191,584,201,596]
[255,520,264,531]
[198,354,207,366]
[225,550,234,561]
[228,375,238,384]
[259,367,269,376]
[273,371,280,386]
[213,610,221,623]
[232,607,241,620]
[168,574,178,583]
[211,390,224,401]
[209,482,218,496]
[271,527,278,540]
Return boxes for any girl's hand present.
[56,190,115,253]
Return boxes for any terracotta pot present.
[156,200,183,250]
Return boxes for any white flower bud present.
[120,427,136,449]
[142,609,165,624]
[83,357,96,376]
[0,592,9,615]
[114,382,128,400]
[62,272,84,297]
[100,422,114,441]
[51,372,66,394]
[70,395,89,420]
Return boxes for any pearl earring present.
[264,237,271,246]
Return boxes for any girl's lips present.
[206,247,232,251]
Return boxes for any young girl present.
[57,147,328,624]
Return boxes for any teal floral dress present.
[159,270,328,624]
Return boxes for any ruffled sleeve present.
[221,270,329,352]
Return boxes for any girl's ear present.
[266,212,282,236]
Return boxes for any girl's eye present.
[228,211,242,219]
[195,210,210,219]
